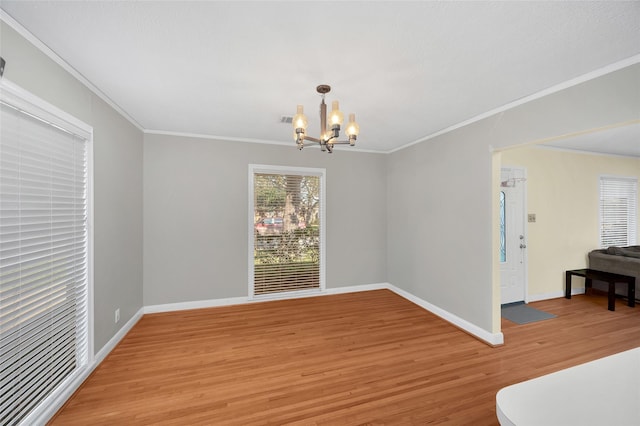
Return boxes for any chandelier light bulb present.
[329,101,344,127]
[346,113,360,137]
[292,105,308,131]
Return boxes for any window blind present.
[599,176,638,248]
[0,99,89,424]
[252,171,322,296]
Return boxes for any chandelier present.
[293,85,360,153]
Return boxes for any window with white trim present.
[0,81,92,424]
[249,165,325,297]
[599,176,637,248]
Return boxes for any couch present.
[588,246,640,300]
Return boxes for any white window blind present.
[0,89,90,424]
[599,176,638,248]
[250,166,325,297]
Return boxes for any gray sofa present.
[588,246,640,300]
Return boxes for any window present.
[599,176,637,248]
[249,165,325,297]
[0,81,92,424]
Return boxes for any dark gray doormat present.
[501,302,556,324]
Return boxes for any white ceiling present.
[1,1,639,155]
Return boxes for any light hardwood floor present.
[49,289,640,425]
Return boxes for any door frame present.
[499,166,529,304]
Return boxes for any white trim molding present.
[528,288,585,304]
[144,130,386,154]
[387,284,504,346]
[390,54,640,154]
[27,308,143,426]
[3,8,637,157]
[145,296,250,314]
[35,282,501,423]
[1,78,97,426]
[535,136,640,159]
[144,282,502,346]
[95,308,145,364]
[0,10,144,132]
[144,283,390,314]
[247,164,327,300]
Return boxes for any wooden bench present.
[565,268,635,311]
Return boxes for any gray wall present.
[388,63,640,333]
[4,12,638,342]
[387,134,494,329]
[143,134,387,305]
[1,22,144,353]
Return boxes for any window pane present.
[253,173,321,295]
[600,177,637,248]
[0,99,89,424]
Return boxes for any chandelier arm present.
[327,140,352,145]
[302,135,322,143]
[299,141,320,148]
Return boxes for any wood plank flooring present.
[49,289,640,425]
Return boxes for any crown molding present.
[0,10,144,131]
[4,7,637,156]
[144,129,387,154]
[535,144,640,159]
[390,54,640,154]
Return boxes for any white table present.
[496,347,640,426]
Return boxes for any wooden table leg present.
[628,278,635,308]
[608,281,615,311]
[565,271,572,299]
[585,278,593,295]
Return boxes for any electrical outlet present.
[528,213,536,223]
[115,308,120,323]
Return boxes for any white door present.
[500,167,527,305]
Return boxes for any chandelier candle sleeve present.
[293,85,359,153]
[346,113,359,146]
[329,101,344,127]
[293,105,308,136]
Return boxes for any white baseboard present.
[528,287,584,303]
[144,283,391,314]
[145,282,500,345]
[387,284,504,346]
[144,295,249,314]
[34,283,500,424]
[325,282,389,294]
[29,307,144,426]
[95,307,145,364]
